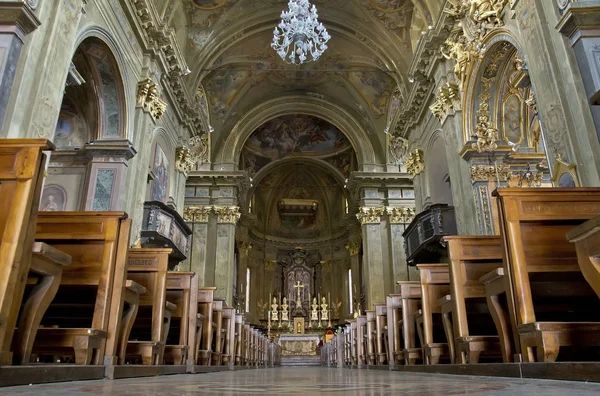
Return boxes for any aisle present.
[1,367,600,395]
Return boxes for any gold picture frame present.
[552,157,579,188]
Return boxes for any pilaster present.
[213,205,240,302]
[356,207,386,309]
[183,205,212,285]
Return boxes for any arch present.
[55,31,128,145]
[217,96,377,167]
[423,129,453,208]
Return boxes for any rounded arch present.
[462,30,525,144]
[71,25,134,141]
[216,96,377,167]
[423,129,453,208]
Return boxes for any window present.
[348,269,353,314]
[245,268,250,313]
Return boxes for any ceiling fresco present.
[155,0,441,158]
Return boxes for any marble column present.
[183,206,212,285]
[557,1,600,143]
[386,206,418,281]
[357,207,386,310]
[0,1,39,130]
[213,206,240,302]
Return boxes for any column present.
[183,206,212,285]
[213,206,240,302]
[386,206,418,281]
[0,1,39,130]
[357,207,386,309]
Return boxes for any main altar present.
[278,334,320,356]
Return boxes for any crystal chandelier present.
[271,0,331,65]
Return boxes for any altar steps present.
[280,355,321,367]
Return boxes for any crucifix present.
[293,281,304,306]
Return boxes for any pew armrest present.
[125,280,147,295]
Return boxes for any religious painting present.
[502,93,524,144]
[324,150,354,177]
[243,115,350,168]
[552,158,579,188]
[558,173,576,188]
[347,71,394,118]
[204,69,250,117]
[54,109,89,147]
[152,143,169,203]
[191,0,228,10]
[39,184,67,212]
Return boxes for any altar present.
[278,335,320,356]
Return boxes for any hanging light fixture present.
[271,0,331,65]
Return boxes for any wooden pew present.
[350,319,358,365]
[163,271,199,368]
[12,243,71,364]
[0,139,52,365]
[222,306,234,367]
[444,236,504,364]
[32,212,132,365]
[492,188,600,362]
[567,215,600,299]
[197,287,216,366]
[386,295,403,367]
[366,310,376,365]
[124,248,174,365]
[396,281,422,365]
[211,299,224,365]
[234,313,243,365]
[415,264,451,365]
[374,302,388,365]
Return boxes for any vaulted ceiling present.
[153,0,444,162]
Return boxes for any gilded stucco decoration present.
[472,102,498,152]
[136,79,167,121]
[214,205,241,224]
[175,147,195,176]
[429,82,461,122]
[237,240,253,256]
[183,205,212,222]
[469,164,512,183]
[404,149,424,176]
[356,206,385,225]
[386,206,416,224]
[189,133,210,165]
[345,241,361,256]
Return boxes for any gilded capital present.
[404,149,424,176]
[237,241,253,256]
[386,206,416,224]
[213,205,241,224]
[183,205,212,223]
[136,79,167,121]
[356,206,385,225]
[345,241,361,256]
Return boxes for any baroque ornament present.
[136,79,167,121]
[183,206,212,223]
[237,241,253,256]
[213,206,241,224]
[344,241,361,256]
[356,207,385,225]
[472,102,499,152]
[386,206,417,224]
[429,82,461,122]
[469,164,512,183]
[404,149,425,176]
[271,0,331,64]
[389,136,409,165]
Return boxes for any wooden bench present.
[344,323,352,366]
[0,139,52,365]
[163,271,199,368]
[124,248,175,365]
[444,236,504,364]
[222,306,234,366]
[234,313,243,365]
[32,211,132,365]
[567,215,600,299]
[365,310,376,365]
[211,299,224,365]
[116,280,147,364]
[374,302,388,365]
[492,187,600,362]
[12,242,71,364]
[415,264,451,365]
[386,294,404,366]
[197,287,216,365]
[396,281,422,365]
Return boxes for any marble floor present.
[1,368,600,396]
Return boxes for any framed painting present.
[151,143,169,202]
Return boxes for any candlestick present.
[269,292,272,305]
[279,292,281,306]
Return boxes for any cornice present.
[0,1,41,40]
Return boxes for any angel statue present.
[256,299,268,320]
